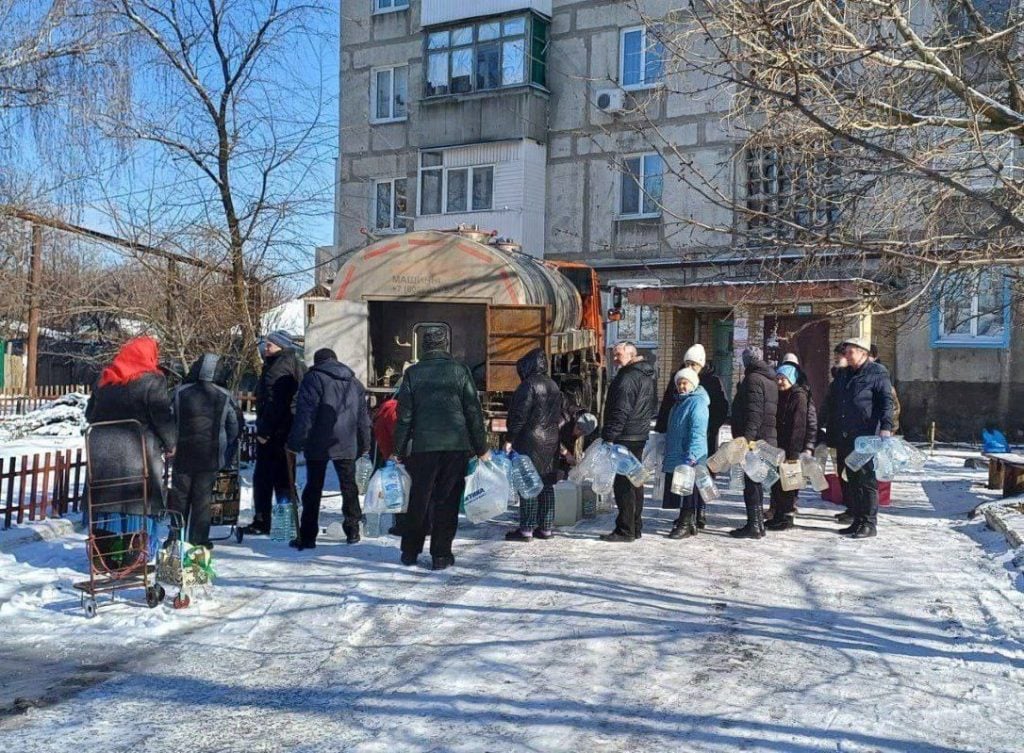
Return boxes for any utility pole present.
[26,224,43,393]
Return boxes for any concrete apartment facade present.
[328,0,1021,441]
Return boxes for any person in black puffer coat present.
[504,349,563,542]
[287,348,371,549]
[765,363,817,531]
[599,341,658,542]
[728,346,779,539]
[244,330,306,536]
[170,353,241,548]
[85,336,176,563]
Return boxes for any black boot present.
[730,499,762,539]
[696,502,707,529]
[852,520,877,539]
[838,518,863,535]
[754,500,766,538]
[668,512,697,540]
[765,513,795,531]
[835,510,854,524]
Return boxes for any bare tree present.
[93,0,334,375]
[609,0,1024,321]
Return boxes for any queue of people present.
[84,329,897,578]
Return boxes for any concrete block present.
[371,124,408,153]
[551,8,573,36]
[553,481,583,526]
[549,135,573,160]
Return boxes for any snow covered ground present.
[1,452,1022,752]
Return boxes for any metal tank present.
[332,229,583,333]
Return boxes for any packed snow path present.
[2,454,1023,752]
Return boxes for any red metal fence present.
[0,448,87,529]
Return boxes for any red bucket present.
[821,473,891,506]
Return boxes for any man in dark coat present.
[287,348,371,550]
[766,363,816,531]
[243,330,306,536]
[818,343,852,522]
[728,345,779,539]
[392,326,489,570]
[829,337,895,539]
[504,349,563,542]
[599,341,658,543]
[170,353,241,548]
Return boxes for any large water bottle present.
[355,454,374,495]
[801,455,829,492]
[671,464,696,495]
[642,433,666,475]
[611,444,647,487]
[742,451,770,483]
[813,443,830,472]
[843,449,874,472]
[729,463,745,491]
[363,513,382,538]
[754,440,785,468]
[905,441,927,471]
[695,464,720,501]
[761,463,780,491]
[491,451,518,505]
[381,460,405,512]
[854,435,884,455]
[509,452,544,499]
[271,500,294,542]
[875,448,897,481]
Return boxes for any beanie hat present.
[682,344,706,368]
[421,325,449,352]
[575,412,598,436]
[840,336,870,353]
[313,348,337,365]
[265,330,295,351]
[781,352,799,366]
[776,364,798,385]
[741,345,763,367]
[675,367,700,390]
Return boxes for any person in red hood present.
[373,387,404,535]
[85,337,176,562]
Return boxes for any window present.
[374,0,409,14]
[619,153,663,218]
[423,14,548,97]
[620,26,664,90]
[744,146,840,238]
[418,152,494,215]
[370,65,408,122]
[932,270,1011,348]
[373,178,408,232]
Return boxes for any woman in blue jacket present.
[662,367,710,539]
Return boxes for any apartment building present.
[326,0,1022,441]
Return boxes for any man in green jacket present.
[392,326,490,570]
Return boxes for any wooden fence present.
[0,384,91,417]
[0,448,87,529]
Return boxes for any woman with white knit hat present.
[661,366,709,539]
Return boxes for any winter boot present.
[835,510,854,524]
[505,529,533,542]
[730,497,763,539]
[400,552,418,566]
[765,513,795,531]
[240,520,269,536]
[533,528,554,540]
[668,513,697,540]
[852,521,877,539]
[599,532,635,543]
[754,498,766,538]
[838,518,863,535]
[431,554,455,571]
[697,501,707,529]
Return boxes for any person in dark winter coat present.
[599,341,658,543]
[557,409,598,475]
[169,353,241,548]
[728,346,779,539]
[827,337,895,539]
[392,326,489,570]
[504,349,563,542]
[818,344,852,522]
[661,367,709,540]
[869,344,902,434]
[243,330,306,535]
[287,348,371,549]
[765,364,817,531]
[85,336,176,560]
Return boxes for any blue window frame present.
[930,270,1012,349]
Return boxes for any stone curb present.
[980,500,1024,552]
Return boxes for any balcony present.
[421,0,551,27]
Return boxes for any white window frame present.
[617,152,663,220]
[373,0,409,16]
[371,177,408,233]
[370,65,408,124]
[417,153,495,216]
[933,271,1011,349]
[619,25,663,91]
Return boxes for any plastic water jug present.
[725,437,749,465]
[813,443,830,472]
[843,449,874,472]
[905,441,927,471]
[491,450,518,505]
[885,437,911,467]
[706,443,733,473]
[754,440,785,468]
[642,433,666,475]
[854,435,884,455]
[695,464,720,501]
[671,464,696,495]
[761,463,780,491]
[875,448,897,481]
[355,454,374,495]
[568,439,603,485]
[380,460,406,512]
[325,521,346,539]
[271,500,296,542]
[729,463,745,491]
[801,455,829,492]
[742,451,770,483]
[589,442,619,493]
[363,512,382,538]
[610,443,647,487]
[510,452,544,499]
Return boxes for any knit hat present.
[313,348,337,365]
[741,345,763,367]
[781,352,799,365]
[840,336,870,353]
[265,330,295,350]
[675,367,700,390]
[682,344,706,368]
[776,364,798,386]
[421,325,449,352]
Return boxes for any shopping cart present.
[208,466,244,544]
[74,420,166,618]
[156,509,215,609]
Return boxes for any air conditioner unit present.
[595,88,627,115]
